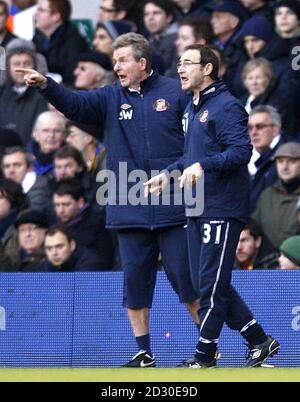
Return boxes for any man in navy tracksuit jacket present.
[17,33,199,367]
[146,45,280,368]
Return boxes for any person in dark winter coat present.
[0,47,48,145]
[27,111,66,177]
[241,58,295,137]
[247,105,284,213]
[41,225,103,272]
[232,15,292,101]
[33,0,88,85]
[15,33,200,368]
[1,146,50,211]
[53,179,114,270]
[235,221,278,270]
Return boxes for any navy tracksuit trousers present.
[187,218,259,358]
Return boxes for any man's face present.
[0,4,7,33]
[276,157,300,182]
[248,113,279,154]
[275,6,299,35]
[18,224,46,254]
[9,53,35,86]
[176,25,196,57]
[35,0,58,33]
[45,232,75,267]
[144,3,172,35]
[36,119,65,154]
[279,253,298,270]
[113,46,147,89]
[244,35,266,59]
[211,11,239,37]
[2,152,29,184]
[53,194,84,223]
[244,66,270,97]
[0,191,11,221]
[236,229,261,264]
[74,61,103,90]
[93,27,113,55]
[177,49,204,92]
[98,0,120,22]
[54,157,83,181]
[66,126,89,153]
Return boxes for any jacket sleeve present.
[199,102,253,172]
[39,78,108,126]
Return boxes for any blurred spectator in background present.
[93,20,133,59]
[235,220,278,270]
[1,146,49,211]
[52,145,97,206]
[53,179,114,270]
[0,129,23,172]
[33,0,88,85]
[298,197,300,227]
[0,0,16,48]
[274,1,300,134]
[66,122,106,178]
[242,58,294,136]
[240,0,273,20]
[98,0,143,33]
[0,178,28,244]
[233,15,292,101]
[275,0,300,41]
[167,16,214,77]
[9,209,49,271]
[173,0,212,19]
[42,224,103,272]
[252,142,300,249]
[278,235,300,269]
[143,0,178,72]
[29,111,66,176]
[248,105,283,212]
[73,51,115,90]
[0,45,48,144]
[11,1,37,11]
[209,0,249,50]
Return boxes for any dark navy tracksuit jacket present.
[168,81,257,351]
[40,71,188,229]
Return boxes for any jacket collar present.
[119,69,160,95]
[194,80,227,110]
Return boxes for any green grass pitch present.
[0,368,299,382]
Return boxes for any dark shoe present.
[177,357,216,368]
[245,336,280,368]
[122,350,156,368]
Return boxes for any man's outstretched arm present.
[15,68,106,127]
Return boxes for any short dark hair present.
[53,179,87,202]
[46,224,74,244]
[0,0,8,16]
[2,146,34,167]
[208,44,226,68]
[48,0,71,23]
[54,145,86,169]
[0,179,27,210]
[243,221,263,240]
[180,17,214,44]
[143,0,176,17]
[184,44,219,81]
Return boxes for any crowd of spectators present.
[0,0,300,271]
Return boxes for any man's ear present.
[70,240,76,253]
[204,63,213,77]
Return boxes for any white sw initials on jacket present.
[119,104,133,120]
